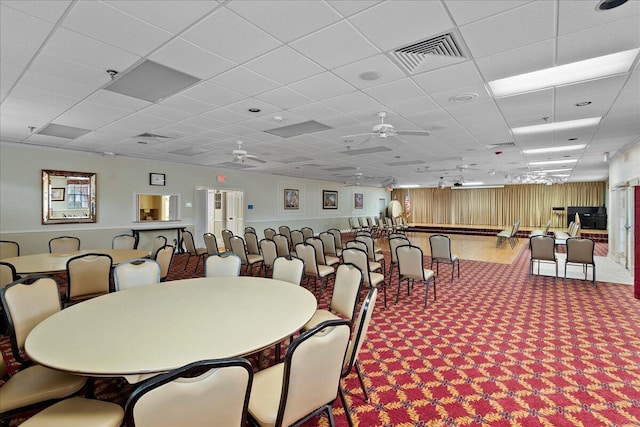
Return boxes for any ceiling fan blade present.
[396,130,431,136]
[246,154,267,164]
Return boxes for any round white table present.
[25,277,317,383]
[2,249,148,275]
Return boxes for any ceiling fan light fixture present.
[597,0,629,10]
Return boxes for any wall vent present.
[391,32,467,74]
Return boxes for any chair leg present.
[325,405,336,427]
[423,279,429,308]
[339,385,355,427]
[355,361,369,402]
[593,264,596,287]
[450,263,454,283]
[395,278,403,304]
[183,254,192,271]
[564,262,567,284]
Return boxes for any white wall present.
[609,142,640,186]
[0,142,389,255]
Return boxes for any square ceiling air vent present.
[340,146,392,155]
[391,32,467,74]
[264,121,331,138]
[105,60,200,102]
[37,123,91,139]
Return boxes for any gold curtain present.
[392,182,605,227]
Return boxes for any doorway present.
[207,189,244,239]
[611,185,633,269]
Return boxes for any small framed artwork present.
[323,190,338,209]
[354,192,364,209]
[284,188,300,210]
[51,188,65,201]
[149,173,166,186]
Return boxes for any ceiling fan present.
[343,111,431,143]
[339,167,383,181]
[230,141,266,164]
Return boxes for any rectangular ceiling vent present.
[486,141,516,147]
[38,123,91,139]
[277,156,313,164]
[264,120,331,138]
[340,146,392,155]
[391,32,467,74]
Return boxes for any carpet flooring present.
[2,241,639,426]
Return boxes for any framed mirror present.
[135,193,180,222]
[42,169,96,224]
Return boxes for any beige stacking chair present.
[150,236,167,258]
[203,233,219,256]
[429,234,460,283]
[289,230,304,255]
[263,228,276,241]
[319,231,341,260]
[272,256,305,286]
[221,229,234,251]
[278,226,292,249]
[259,239,278,277]
[18,396,124,427]
[355,235,385,275]
[396,245,436,308]
[388,236,410,278]
[0,240,20,259]
[65,253,113,305]
[245,231,261,256]
[348,217,361,235]
[244,226,256,234]
[346,240,382,274]
[125,358,253,427]
[182,230,207,273]
[114,259,161,291]
[530,220,552,237]
[496,220,520,248]
[49,236,80,253]
[229,236,263,275]
[205,252,241,277]
[327,228,344,257]
[247,319,351,427]
[342,247,387,308]
[0,276,88,423]
[306,237,340,267]
[112,233,137,249]
[301,227,314,241]
[295,242,334,298]
[565,237,596,287]
[529,235,558,282]
[154,244,175,281]
[272,234,291,257]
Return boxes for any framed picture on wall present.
[354,192,364,209]
[323,190,338,209]
[51,188,65,201]
[284,188,300,210]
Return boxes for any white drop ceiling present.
[1,0,639,187]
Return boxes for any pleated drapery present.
[392,182,605,227]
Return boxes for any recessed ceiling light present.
[575,101,592,107]
[248,108,261,113]
[512,117,601,135]
[529,159,578,166]
[522,144,586,154]
[449,93,478,103]
[597,0,629,10]
[488,48,639,97]
[359,71,382,81]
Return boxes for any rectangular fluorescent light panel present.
[38,123,91,139]
[105,60,201,102]
[532,168,573,173]
[462,182,484,186]
[264,120,331,138]
[398,184,420,188]
[529,159,578,166]
[522,144,586,154]
[489,48,639,97]
[340,146,392,155]
[512,117,601,135]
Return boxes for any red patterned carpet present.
[2,241,639,426]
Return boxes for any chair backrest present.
[229,236,249,264]
[327,228,343,250]
[306,237,328,265]
[343,287,378,376]
[125,358,253,427]
[388,232,407,240]
[570,222,581,237]
[151,236,167,258]
[366,217,375,229]
[244,232,260,255]
[205,252,242,277]
[0,240,20,259]
[154,245,175,281]
[244,226,256,234]
[377,217,386,229]
[301,227,314,241]
[319,232,338,256]
[330,263,363,321]
[566,237,595,264]
[511,221,520,237]
[277,319,351,427]
[385,217,393,228]
[355,235,376,261]
[389,237,410,264]
[112,234,137,250]
[348,218,358,230]
[272,256,304,285]
[278,226,291,244]
[114,259,161,291]
[341,247,372,286]
[273,234,291,257]
[182,230,198,255]
[529,235,556,262]
[345,240,367,253]
[66,253,113,302]
[290,230,304,248]
[358,217,366,228]
[543,220,551,234]
[221,229,234,251]
[396,245,426,281]
[294,243,319,276]
[263,228,276,241]
[1,275,61,363]
[356,230,372,238]
[429,234,452,262]
[0,261,18,289]
[259,239,277,269]
[49,236,80,253]
[203,233,219,256]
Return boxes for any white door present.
[225,190,244,236]
[611,185,633,269]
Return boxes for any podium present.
[552,207,565,228]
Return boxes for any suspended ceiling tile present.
[201,107,255,125]
[431,84,491,109]
[85,90,151,112]
[139,104,192,122]
[289,72,356,101]
[245,46,324,85]
[350,1,452,51]
[30,53,112,88]
[322,91,379,114]
[158,95,216,115]
[228,1,342,42]
[388,96,440,116]
[0,5,55,51]
[16,70,96,100]
[210,67,280,97]
[554,75,629,122]
[475,39,554,82]
[412,61,483,95]
[181,82,245,106]
[364,78,426,105]
[443,0,532,26]
[558,0,640,36]
[56,101,132,130]
[149,38,236,80]
[255,87,314,110]
[62,1,173,56]
[460,1,555,58]
[495,88,553,125]
[332,54,406,89]
[327,0,381,17]
[182,7,281,64]
[290,21,380,69]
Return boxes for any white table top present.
[2,249,148,274]
[26,277,317,382]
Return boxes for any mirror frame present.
[42,169,97,225]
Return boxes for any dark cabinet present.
[567,206,607,230]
